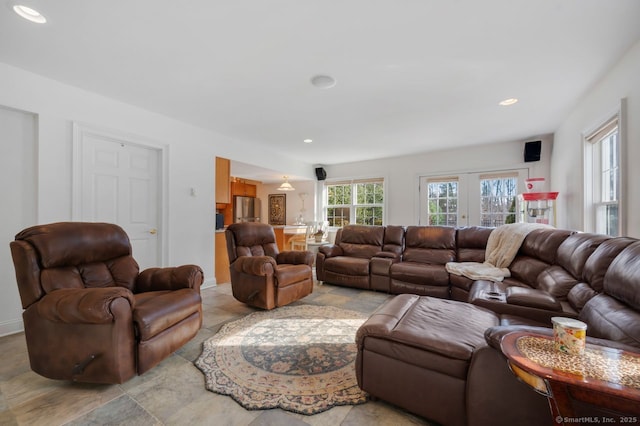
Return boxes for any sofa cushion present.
[324,256,370,276]
[133,288,201,341]
[579,294,640,349]
[507,256,549,287]
[602,240,640,310]
[390,262,449,286]
[403,226,456,264]
[455,226,493,263]
[338,225,384,259]
[536,265,578,300]
[275,264,312,287]
[555,233,609,280]
[582,237,636,292]
[382,225,405,256]
[357,294,499,369]
[567,282,598,311]
[518,228,574,265]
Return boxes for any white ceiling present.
[2,1,640,181]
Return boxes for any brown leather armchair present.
[225,222,314,310]
[10,222,204,384]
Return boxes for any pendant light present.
[277,176,295,191]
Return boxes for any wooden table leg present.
[548,381,575,425]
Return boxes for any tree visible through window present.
[427,179,458,226]
[479,174,518,227]
[325,179,384,227]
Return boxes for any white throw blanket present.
[446,223,552,282]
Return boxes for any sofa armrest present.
[276,250,314,266]
[370,254,400,276]
[232,256,277,276]
[37,287,135,324]
[137,265,204,293]
[505,287,562,311]
[484,325,553,350]
[373,251,400,260]
[470,281,572,324]
[356,294,421,348]
[318,244,343,258]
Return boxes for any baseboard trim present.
[202,277,217,290]
[0,317,24,337]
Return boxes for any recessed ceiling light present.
[13,5,47,24]
[499,98,518,106]
[310,75,337,89]
[303,139,313,144]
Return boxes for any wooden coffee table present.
[500,331,640,425]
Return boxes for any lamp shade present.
[277,176,295,191]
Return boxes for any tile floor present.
[0,282,435,426]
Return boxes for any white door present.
[420,169,528,227]
[77,129,161,270]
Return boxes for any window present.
[420,170,526,226]
[426,178,459,226]
[479,173,518,227]
[325,179,384,227]
[585,115,622,236]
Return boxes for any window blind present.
[586,116,618,143]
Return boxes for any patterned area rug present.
[195,304,370,415]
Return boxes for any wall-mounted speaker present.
[315,167,327,181]
[524,140,542,162]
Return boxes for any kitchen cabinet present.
[215,231,230,284]
[215,157,231,204]
[231,181,257,197]
[273,227,285,251]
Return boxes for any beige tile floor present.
[0,281,435,426]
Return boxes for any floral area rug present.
[194,304,370,415]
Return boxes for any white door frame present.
[418,168,529,226]
[71,122,169,266]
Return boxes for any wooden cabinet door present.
[273,227,284,251]
[215,157,230,204]
[215,232,230,284]
[231,181,244,196]
[231,181,257,197]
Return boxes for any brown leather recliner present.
[225,222,314,310]
[10,222,204,384]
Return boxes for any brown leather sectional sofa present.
[317,225,640,426]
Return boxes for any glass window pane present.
[325,180,383,227]
[480,176,517,228]
[593,126,620,237]
[427,180,457,227]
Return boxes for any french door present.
[419,169,528,227]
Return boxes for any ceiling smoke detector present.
[310,75,337,89]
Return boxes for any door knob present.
[149,228,157,235]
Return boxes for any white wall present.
[257,180,317,226]
[0,62,312,335]
[0,106,37,335]
[552,40,640,237]
[323,136,553,226]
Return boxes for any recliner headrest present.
[15,222,132,268]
